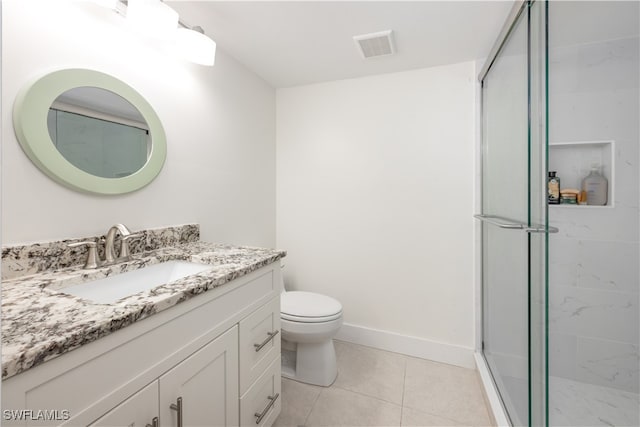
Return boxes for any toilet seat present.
[281,291,343,323]
[281,311,342,323]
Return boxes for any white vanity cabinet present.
[2,263,282,427]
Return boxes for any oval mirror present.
[13,69,167,195]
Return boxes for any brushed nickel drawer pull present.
[254,393,279,424]
[254,330,279,352]
[145,416,159,427]
[170,397,183,427]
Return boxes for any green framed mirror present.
[13,69,167,195]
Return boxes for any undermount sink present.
[59,261,213,304]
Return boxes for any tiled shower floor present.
[549,376,639,426]
[502,374,639,426]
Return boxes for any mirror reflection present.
[46,87,151,179]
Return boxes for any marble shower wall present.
[1,224,199,280]
[548,37,639,393]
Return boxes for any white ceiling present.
[167,1,514,88]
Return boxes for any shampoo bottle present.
[582,165,608,206]
[548,171,560,205]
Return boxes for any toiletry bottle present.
[548,171,560,205]
[578,190,587,205]
[582,165,608,206]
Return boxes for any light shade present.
[87,0,118,8]
[175,28,217,66]
[126,0,179,39]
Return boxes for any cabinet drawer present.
[239,296,281,394]
[240,357,281,427]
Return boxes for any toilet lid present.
[281,291,343,321]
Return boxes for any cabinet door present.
[239,296,281,393]
[159,326,239,427]
[89,381,159,427]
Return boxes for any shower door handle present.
[474,214,524,229]
[474,215,558,233]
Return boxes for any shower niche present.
[548,140,615,207]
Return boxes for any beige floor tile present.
[401,407,464,426]
[333,340,406,405]
[273,378,322,427]
[305,386,402,426]
[403,357,491,426]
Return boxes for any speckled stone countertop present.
[2,242,286,380]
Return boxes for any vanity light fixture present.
[88,0,119,9]
[92,0,217,66]
[174,26,217,66]
[126,0,179,39]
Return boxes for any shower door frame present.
[477,1,550,425]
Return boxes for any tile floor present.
[273,340,494,427]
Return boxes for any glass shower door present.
[479,1,548,425]
[481,8,529,424]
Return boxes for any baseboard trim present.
[334,323,475,369]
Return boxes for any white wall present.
[276,62,477,365]
[2,1,276,247]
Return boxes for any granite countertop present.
[1,242,286,380]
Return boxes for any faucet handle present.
[120,233,143,259]
[68,240,100,269]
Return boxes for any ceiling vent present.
[353,30,395,59]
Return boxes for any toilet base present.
[281,339,338,387]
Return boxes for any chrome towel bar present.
[474,214,558,233]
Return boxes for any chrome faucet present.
[104,223,132,263]
[68,224,143,269]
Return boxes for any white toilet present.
[279,268,343,387]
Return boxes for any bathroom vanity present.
[1,226,285,427]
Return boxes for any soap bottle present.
[548,171,560,205]
[582,165,608,206]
